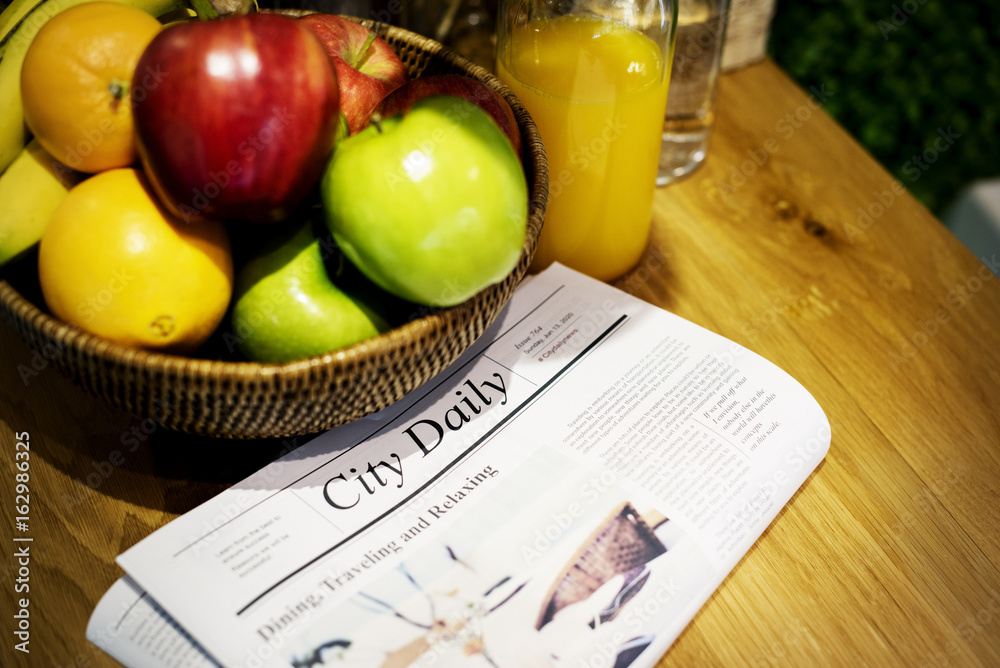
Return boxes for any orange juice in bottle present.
[496,6,674,281]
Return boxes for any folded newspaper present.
[87,263,831,668]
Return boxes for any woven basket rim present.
[0,16,548,392]
[0,278,480,376]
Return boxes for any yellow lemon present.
[20,2,163,173]
[38,168,233,353]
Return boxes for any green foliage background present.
[767,0,1000,216]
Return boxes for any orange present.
[38,168,234,353]
[20,2,162,174]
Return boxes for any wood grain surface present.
[2,59,999,667]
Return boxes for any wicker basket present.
[721,0,777,72]
[535,502,666,629]
[0,15,548,439]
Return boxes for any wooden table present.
[2,59,999,667]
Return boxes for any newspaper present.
[87,263,831,668]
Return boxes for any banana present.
[0,139,84,266]
[0,0,44,55]
[0,0,190,176]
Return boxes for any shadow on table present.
[3,317,323,514]
[612,232,679,310]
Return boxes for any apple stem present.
[370,113,383,134]
[189,0,219,20]
[335,113,350,142]
[350,30,379,70]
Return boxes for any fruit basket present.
[0,15,548,439]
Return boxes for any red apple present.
[132,14,340,224]
[374,74,522,159]
[300,14,408,136]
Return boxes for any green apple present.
[229,220,391,363]
[321,95,528,307]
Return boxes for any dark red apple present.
[374,74,522,159]
[132,14,340,224]
[299,14,408,136]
